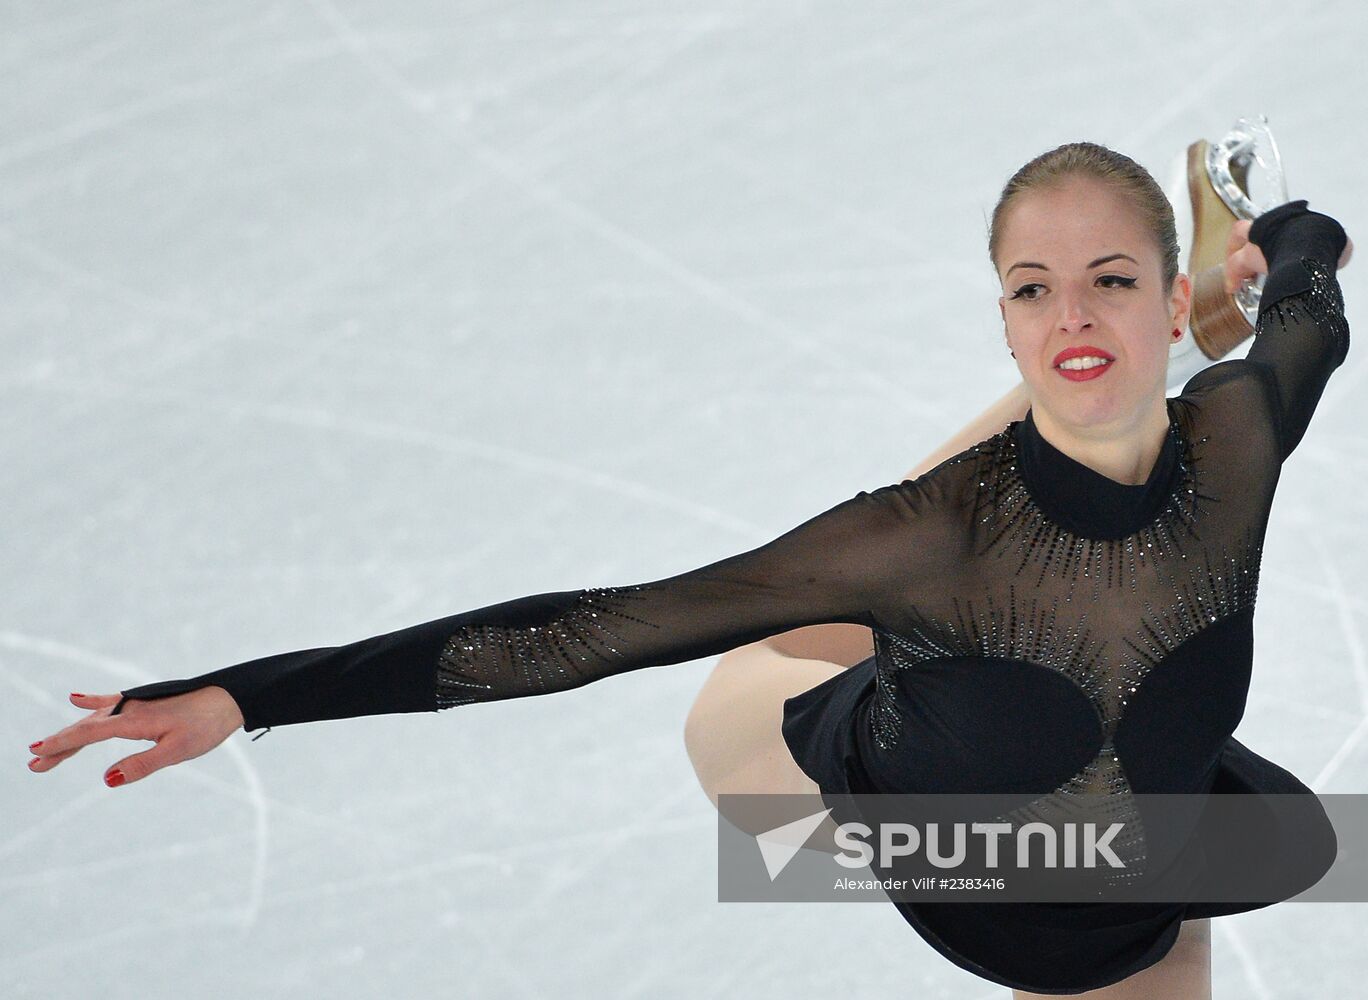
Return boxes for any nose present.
[1055,287,1094,334]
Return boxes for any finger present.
[30,712,152,759]
[27,746,81,772]
[104,739,189,787]
[1225,242,1269,295]
[70,692,123,710]
[25,694,124,760]
[1226,219,1253,256]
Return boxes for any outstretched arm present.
[762,378,1030,666]
[29,477,945,784]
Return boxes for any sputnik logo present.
[754,808,833,881]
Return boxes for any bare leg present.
[1010,918,1211,1000]
[683,640,838,808]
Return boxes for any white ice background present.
[4,2,1368,997]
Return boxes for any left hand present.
[27,689,244,787]
[1225,219,1355,294]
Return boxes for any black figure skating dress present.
[113,201,1350,994]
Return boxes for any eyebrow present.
[1005,253,1139,277]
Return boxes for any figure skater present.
[26,129,1355,997]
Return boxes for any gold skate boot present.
[1165,115,1288,391]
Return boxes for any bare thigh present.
[1011,917,1212,1000]
[683,644,844,809]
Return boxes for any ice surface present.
[4,1,1368,997]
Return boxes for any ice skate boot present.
[1165,115,1289,391]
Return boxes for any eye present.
[1098,275,1138,289]
[1008,283,1044,301]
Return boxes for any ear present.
[998,295,1006,324]
[1168,272,1192,334]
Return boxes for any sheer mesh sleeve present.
[110,480,940,733]
[1242,200,1351,462]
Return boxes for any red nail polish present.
[71,692,86,699]
[29,741,42,751]
[105,769,126,787]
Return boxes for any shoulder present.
[1172,357,1279,422]
[843,441,987,587]
[1173,355,1265,396]
[1169,357,1282,469]
[879,428,1008,519]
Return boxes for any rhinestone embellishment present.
[435,585,654,708]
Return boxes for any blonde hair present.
[989,142,1180,294]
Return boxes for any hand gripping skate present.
[1164,115,1289,390]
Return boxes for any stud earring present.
[1173,328,1183,340]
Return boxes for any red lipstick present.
[1052,345,1115,382]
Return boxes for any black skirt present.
[780,656,1337,995]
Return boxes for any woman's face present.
[997,175,1191,432]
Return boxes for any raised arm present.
[92,481,938,741]
[1240,200,1352,462]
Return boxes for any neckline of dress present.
[1010,403,1184,541]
